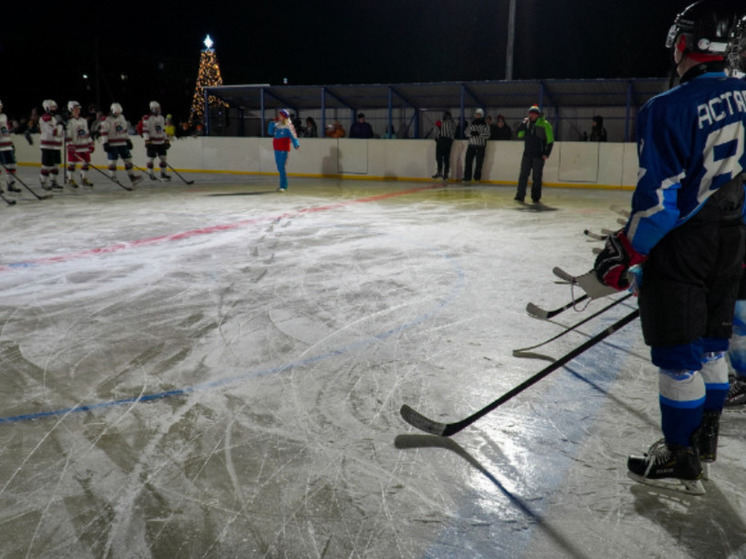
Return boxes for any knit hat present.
[279,108,290,118]
[475,108,484,117]
[528,105,541,114]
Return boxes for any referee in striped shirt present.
[432,111,456,180]
[463,108,490,183]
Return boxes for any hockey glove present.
[593,230,646,291]
[126,139,133,149]
[103,143,111,154]
[164,140,171,150]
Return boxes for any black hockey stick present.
[1,164,52,200]
[515,292,633,355]
[400,308,640,436]
[133,164,165,182]
[86,162,133,191]
[526,293,590,320]
[0,191,16,206]
[166,163,194,185]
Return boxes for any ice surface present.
[0,173,745,558]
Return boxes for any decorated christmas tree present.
[189,35,227,128]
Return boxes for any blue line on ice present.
[0,233,465,424]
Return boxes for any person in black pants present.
[515,104,554,203]
[432,111,456,180]
[462,108,490,183]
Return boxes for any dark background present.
[0,0,732,124]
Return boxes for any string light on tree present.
[189,34,227,128]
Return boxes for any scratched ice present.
[1,174,746,558]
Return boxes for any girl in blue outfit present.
[268,109,300,191]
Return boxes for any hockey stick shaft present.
[133,164,161,180]
[515,292,633,353]
[166,163,194,185]
[1,163,51,200]
[86,162,133,191]
[0,192,15,206]
[400,308,639,436]
[526,293,589,319]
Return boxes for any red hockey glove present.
[593,230,646,291]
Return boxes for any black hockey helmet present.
[665,1,736,61]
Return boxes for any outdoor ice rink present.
[2,171,746,559]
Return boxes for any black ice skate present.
[129,174,143,188]
[725,377,746,407]
[697,410,720,463]
[627,439,705,495]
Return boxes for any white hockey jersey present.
[141,114,167,145]
[100,114,129,147]
[0,114,13,151]
[66,117,93,152]
[40,113,63,150]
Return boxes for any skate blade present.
[701,462,710,482]
[627,471,706,495]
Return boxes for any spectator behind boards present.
[349,113,374,138]
[325,121,346,138]
[493,114,512,140]
[588,115,608,142]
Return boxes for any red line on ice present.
[1,184,442,272]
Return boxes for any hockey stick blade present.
[167,163,194,185]
[517,293,633,353]
[610,204,631,218]
[400,405,450,436]
[526,293,589,319]
[22,182,52,200]
[1,194,16,206]
[552,266,575,283]
[553,267,617,299]
[583,229,605,241]
[401,308,640,436]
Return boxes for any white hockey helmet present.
[42,99,58,113]
[67,100,81,113]
[149,100,161,114]
[110,102,123,116]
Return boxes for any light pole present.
[506,0,516,80]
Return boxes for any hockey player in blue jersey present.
[723,16,746,408]
[594,0,746,494]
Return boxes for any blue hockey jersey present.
[627,70,746,255]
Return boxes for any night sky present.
[0,1,730,123]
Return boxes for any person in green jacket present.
[514,104,554,204]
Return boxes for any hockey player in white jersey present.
[65,101,94,187]
[0,100,21,193]
[140,101,170,181]
[100,103,142,188]
[39,99,64,190]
